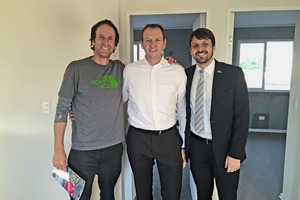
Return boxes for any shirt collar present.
[195,59,215,76]
[142,56,165,67]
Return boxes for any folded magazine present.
[52,166,85,200]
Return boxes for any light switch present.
[294,98,298,110]
[42,102,51,114]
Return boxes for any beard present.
[193,50,214,65]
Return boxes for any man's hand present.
[69,110,75,121]
[181,149,187,169]
[165,56,178,64]
[52,146,67,172]
[224,156,240,173]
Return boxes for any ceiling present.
[132,10,296,30]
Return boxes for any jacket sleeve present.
[228,67,249,161]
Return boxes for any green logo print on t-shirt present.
[91,75,118,88]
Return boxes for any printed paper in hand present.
[52,166,85,200]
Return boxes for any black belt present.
[191,132,212,144]
[131,125,176,136]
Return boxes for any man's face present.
[141,27,166,60]
[190,36,215,67]
[92,24,116,59]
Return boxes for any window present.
[237,40,293,91]
[133,42,145,61]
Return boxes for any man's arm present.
[226,67,249,173]
[122,66,129,103]
[176,69,187,147]
[53,122,67,171]
[52,96,72,172]
[176,68,187,168]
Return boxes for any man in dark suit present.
[185,28,249,200]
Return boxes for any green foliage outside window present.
[240,59,262,70]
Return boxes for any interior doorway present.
[227,9,298,200]
[130,12,207,68]
[122,11,208,200]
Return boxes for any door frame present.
[226,7,300,200]
[122,9,210,200]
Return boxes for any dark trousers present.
[126,125,183,200]
[68,142,123,200]
[190,134,240,200]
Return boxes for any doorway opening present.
[123,11,208,200]
[230,10,297,200]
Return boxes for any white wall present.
[0,0,120,199]
[1,0,300,200]
[280,11,300,200]
[118,0,300,63]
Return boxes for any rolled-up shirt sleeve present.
[54,96,72,123]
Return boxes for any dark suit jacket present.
[185,59,249,169]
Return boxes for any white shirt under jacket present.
[190,59,215,140]
[123,57,187,145]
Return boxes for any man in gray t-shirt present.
[52,19,124,200]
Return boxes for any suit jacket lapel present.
[186,65,196,101]
[212,60,224,106]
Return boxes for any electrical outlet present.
[42,102,51,114]
[258,116,265,121]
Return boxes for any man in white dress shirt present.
[123,24,187,200]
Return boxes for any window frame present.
[236,39,293,93]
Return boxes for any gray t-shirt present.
[59,57,125,150]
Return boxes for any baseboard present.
[249,128,287,133]
[279,193,287,200]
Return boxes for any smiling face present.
[91,24,116,60]
[141,27,166,65]
[190,36,215,69]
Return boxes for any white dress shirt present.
[123,57,187,144]
[190,59,215,139]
